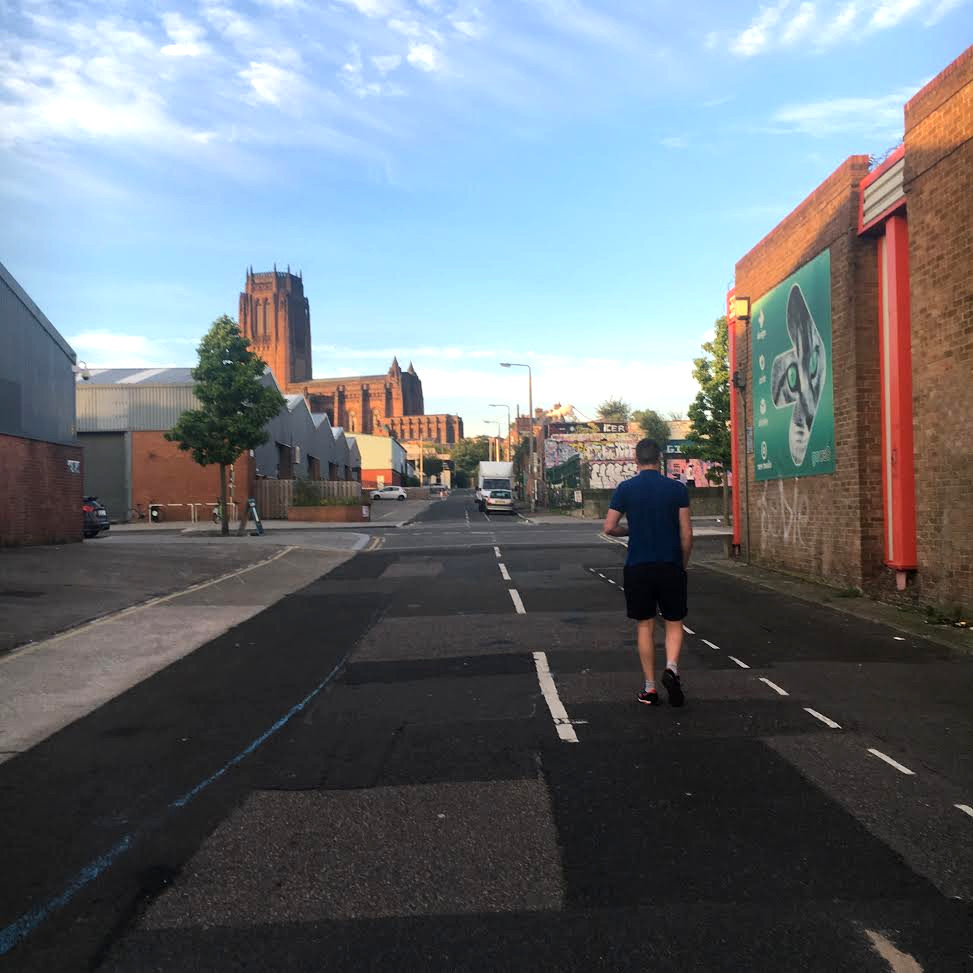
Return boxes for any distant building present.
[239,268,463,444]
[0,261,83,545]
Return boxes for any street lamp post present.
[483,420,502,462]
[500,362,534,511]
[489,403,512,461]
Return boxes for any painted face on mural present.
[770,284,826,466]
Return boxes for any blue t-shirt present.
[609,470,689,567]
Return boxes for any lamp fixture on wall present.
[732,296,751,323]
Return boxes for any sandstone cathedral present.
[239,268,463,445]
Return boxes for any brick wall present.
[130,432,255,520]
[903,46,973,611]
[361,468,403,488]
[0,433,83,546]
[735,156,880,587]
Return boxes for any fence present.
[255,479,362,519]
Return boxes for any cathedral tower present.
[239,266,311,386]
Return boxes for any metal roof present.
[79,367,194,385]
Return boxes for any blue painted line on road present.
[0,835,132,956]
[0,652,350,957]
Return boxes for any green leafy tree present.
[596,398,631,423]
[450,436,491,488]
[166,315,285,535]
[683,315,732,518]
[631,408,671,472]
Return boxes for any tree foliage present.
[166,315,285,534]
[449,436,491,487]
[596,398,631,422]
[631,408,671,472]
[683,315,731,485]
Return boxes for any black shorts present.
[623,562,687,621]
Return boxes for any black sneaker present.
[662,668,684,707]
[637,689,662,706]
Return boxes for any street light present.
[488,403,511,461]
[500,362,534,511]
[483,419,502,461]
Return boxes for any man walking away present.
[603,439,693,707]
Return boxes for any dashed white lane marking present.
[728,655,749,669]
[494,546,501,558]
[702,639,720,651]
[868,748,915,776]
[607,579,616,585]
[597,573,607,579]
[759,677,789,696]
[863,929,923,973]
[955,804,973,819]
[533,651,579,744]
[509,589,526,614]
[683,624,695,635]
[804,708,842,729]
[499,563,511,581]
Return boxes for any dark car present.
[83,496,111,538]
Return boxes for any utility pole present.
[500,363,534,511]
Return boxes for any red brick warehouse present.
[727,43,973,615]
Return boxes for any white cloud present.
[202,4,257,42]
[703,30,719,49]
[770,85,917,134]
[924,0,966,23]
[337,0,397,17]
[240,60,304,105]
[371,53,402,73]
[341,45,405,97]
[660,135,688,149]
[407,42,444,72]
[817,1,861,44]
[730,2,790,57]
[67,331,177,368]
[781,2,817,43]
[160,12,210,58]
[868,0,923,29]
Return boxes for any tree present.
[596,398,631,423]
[631,408,671,471]
[449,436,491,488]
[683,315,732,519]
[166,315,285,535]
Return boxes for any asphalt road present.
[1,490,971,971]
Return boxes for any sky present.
[2,0,970,437]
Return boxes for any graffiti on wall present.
[756,478,811,550]
[544,434,637,490]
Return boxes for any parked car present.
[371,486,408,501]
[82,496,111,538]
[429,484,449,498]
[484,488,515,514]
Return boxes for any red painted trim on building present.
[726,289,742,548]
[877,215,918,570]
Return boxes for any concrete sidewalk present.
[0,546,352,763]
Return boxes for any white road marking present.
[683,624,695,635]
[499,563,511,581]
[509,589,526,614]
[533,651,579,743]
[598,573,607,579]
[728,656,749,669]
[607,578,616,585]
[863,929,923,973]
[867,748,915,776]
[759,677,789,696]
[494,546,501,558]
[702,639,720,650]
[804,708,841,729]
[955,804,973,819]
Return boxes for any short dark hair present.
[636,438,661,466]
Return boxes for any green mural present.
[752,248,835,481]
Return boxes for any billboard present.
[544,433,637,490]
[752,249,835,481]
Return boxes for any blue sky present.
[2,0,969,436]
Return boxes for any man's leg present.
[663,619,683,672]
[636,617,656,683]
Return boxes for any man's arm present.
[679,506,693,569]
[603,508,628,537]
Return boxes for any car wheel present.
[397,495,406,501]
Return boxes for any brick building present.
[239,268,463,444]
[0,261,83,546]
[77,369,357,521]
[729,44,972,614]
